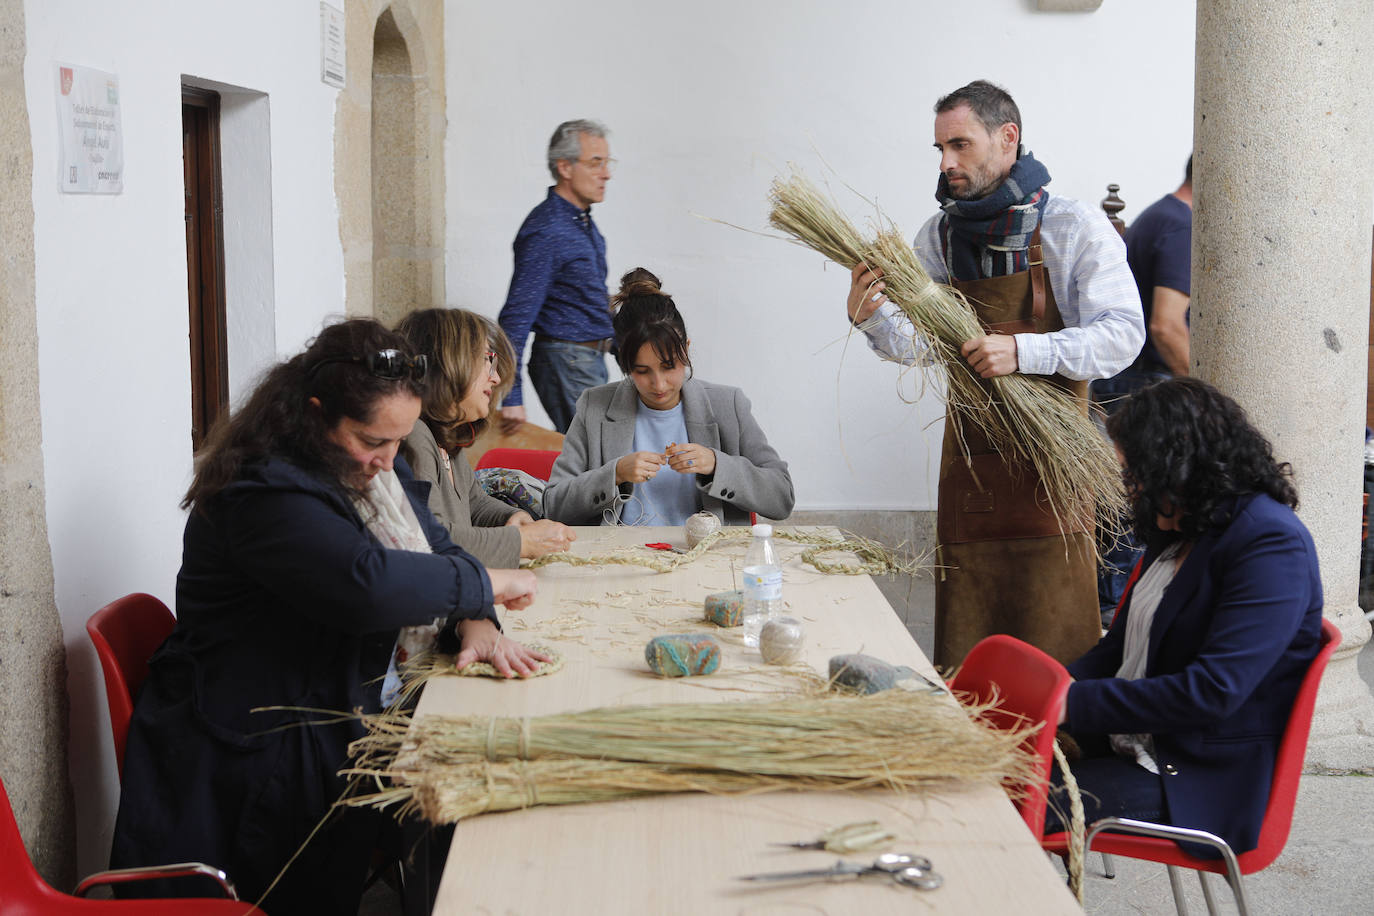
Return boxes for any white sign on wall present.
[56,63,123,194]
[320,3,346,89]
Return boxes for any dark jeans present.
[528,338,609,433]
[1043,740,1166,836]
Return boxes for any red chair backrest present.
[948,634,1072,835]
[1242,616,1340,870]
[86,594,176,780]
[473,447,561,481]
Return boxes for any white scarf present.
[1109,541,1184,774]
[352,469,442,707]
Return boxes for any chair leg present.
[1100,851,1115,879]
[1220,860,1251,916]
[1165,865,1190,916]
[1198,870,1220,916]
[1085,818,1255,916]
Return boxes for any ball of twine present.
[685,511,722,548]
[759,616,805,665]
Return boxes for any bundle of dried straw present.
[342,690,1038,825]
[767,170,1125,541]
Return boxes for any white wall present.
[24,0,348,877]
[445,0,1197,510]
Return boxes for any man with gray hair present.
[498,119,615,434]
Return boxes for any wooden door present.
[182,89,227,450]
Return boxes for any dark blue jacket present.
[1065,493,1323,854]
[112,456,494,911]
[497,187,612,407]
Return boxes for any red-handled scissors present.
[644,542,686,554]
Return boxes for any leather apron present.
[933,228,1100,668]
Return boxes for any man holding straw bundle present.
[846,80,1143,669]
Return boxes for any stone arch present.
[335,0,445,322]
[371,6,436,327]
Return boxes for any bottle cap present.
[751,523,772,538]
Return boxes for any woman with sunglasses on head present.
[395,308,575,567]
[111,318,547,915]
[1043,378,1323,858]
[544,268,795,526]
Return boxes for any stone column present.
[0,0,77,887]
[1194,0,1374,770]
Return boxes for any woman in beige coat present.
[397,308,574,567]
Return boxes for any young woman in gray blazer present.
[544,269,795,526]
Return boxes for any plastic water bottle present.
[741,523,782,647]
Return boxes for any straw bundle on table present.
[341,689,1039,825]
[767,171,1126,541]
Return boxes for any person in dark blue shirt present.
[498,119,615,434]
[1093,154,1193,411]
[1091,155,1193,623]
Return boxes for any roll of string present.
[685,511,721,547]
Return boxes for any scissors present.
[771,819,897,854]
[737,852,942,890]
[644,542,686,554]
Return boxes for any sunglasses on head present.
[307,349,429,381]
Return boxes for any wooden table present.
[419,526,1078,914]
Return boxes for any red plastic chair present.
[473,447,561,481]
[1043,617,1341,916]
[947,634,1072,834]
[0,777,261,914]
[86,594,176,780]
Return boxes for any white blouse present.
[1109,541,1185,773]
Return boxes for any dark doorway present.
[182,87,228,450]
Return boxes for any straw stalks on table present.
[525,526,924,577]
[340,690,1039,825]
[768,170,1126,541]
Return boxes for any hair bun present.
[611,267,665,311]
[621,279,662,298]
[618,267,662,294]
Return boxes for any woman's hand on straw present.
[960,334,1020,378]
[616,451,665,484]
[664,442,715,477]
[846,262,888,325]
[487,568,538,610]
[516,519,577,559]
[456,617,551,677]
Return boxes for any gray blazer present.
[543,377,794,526]
[403,420,523,568]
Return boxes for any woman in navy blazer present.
[113,320,544,914]
[1045,378,1323,856]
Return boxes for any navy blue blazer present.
[1065,493,1323,853]
[112,456,495,910]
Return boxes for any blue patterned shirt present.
[497,188,612,406]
